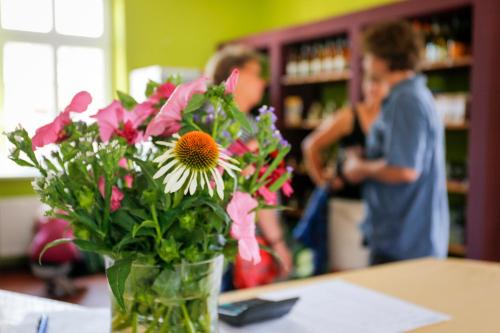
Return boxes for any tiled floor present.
[0,270,109,308]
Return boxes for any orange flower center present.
[174,131,219,170]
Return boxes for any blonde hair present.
[205,44,262,84]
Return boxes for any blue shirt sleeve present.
[385,93,429,172]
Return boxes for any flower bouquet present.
[5,69,293,332]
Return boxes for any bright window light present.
[54,0,104,37]
[3,42,55,135]
[57,46,106,119]
[0,0,53,33]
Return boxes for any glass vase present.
[109,255,224,333]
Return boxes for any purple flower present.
[280,139,290,148]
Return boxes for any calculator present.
[218,297,299,327]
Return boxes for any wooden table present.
[220,258,500,333]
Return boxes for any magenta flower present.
[92,101,153,144]
[224,68,239,94]
[118,158,128,169]
[257,186,278,205]
[64,91,92,113]
[145,76,208,137]
[148,82,176,104]
[98,177,124,212]
[227,192,261,264]
[32,91,92,150]
[124,175,134,188]
[282,182,294,197]
[228,139,251,157]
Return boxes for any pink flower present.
[282,182,294,197]
[32,91,92,150]
[98,177,124,212]
[31,112,71,150]
[228,139,251,156]
[92,101,152,144]
[64,91,92,113]
[257,186,278,205]
[124,175,134,188]
[129,101,156,126]
[148,82,176,104]
[92,101,124,142]
[225,68,239,94]
[118,158,128,169]
[227,192,261,265]
[145,76,208,137]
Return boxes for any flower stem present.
[181,302,196,333]
[150,204,162,243]
[159,306,172,333]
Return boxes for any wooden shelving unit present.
[420,56,473,72]
[287,121,470,132]
[448,243,467,256]
[281,70,351,86]
[445,122,469,130]
[447,180,469,194]
[226,0,500,262]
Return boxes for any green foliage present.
[106,258,133,311]
[4,76,293,318]
[117,90,138,110]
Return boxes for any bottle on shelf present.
[284,95,304,127]
[310,44,323,75]
[286,48,299,77]
[321,40,335,73]
[298,45,311,76]
[332,39,346,71]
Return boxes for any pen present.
[37,314,48,333]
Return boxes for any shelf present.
[448,243,467,257]
[420,56,472,72]
[447,180,468,194]
[282,70,351,86]
[445,122,469,130]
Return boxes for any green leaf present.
[183,94,206,114]
[73,239,110,254]
[106,258,132,311]
[132,220,156,238]
[117,90,138,110]
[173,190,184,208]
[152,268,180,298]
[228,102,252,133]
[112,210,137,232]
[255,146,290,191]
[145,80,160,97]
[69,212,105,238]
[268,172,291,192]
[38,238,73,264]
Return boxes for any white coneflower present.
[153,131,240,199]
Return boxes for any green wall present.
[0,179,34,198]
[118,0,396,87]
[1,0,395,197]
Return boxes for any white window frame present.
[0,0,112,178]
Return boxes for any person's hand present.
[272,240,293,277]
[343,153,366,184]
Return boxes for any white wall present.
[0,196,42,258]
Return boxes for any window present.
[0,0,111,177]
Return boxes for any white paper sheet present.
[220,279,451,333]
[0,290,109,333]
[3,309,109,333]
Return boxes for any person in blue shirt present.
[343,21,449,265]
